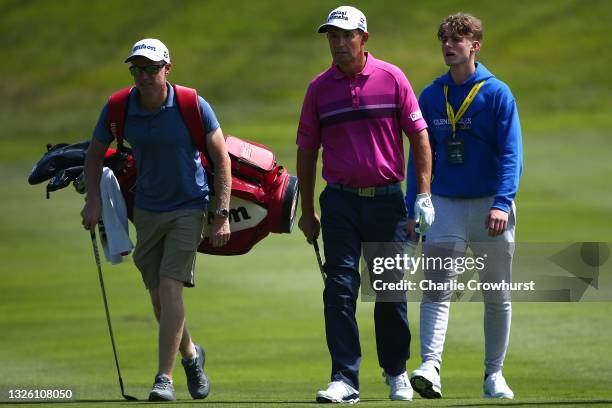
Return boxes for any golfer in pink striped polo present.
[296,5,435,404]
[297,45,427,189]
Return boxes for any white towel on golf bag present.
[100,167,133,264]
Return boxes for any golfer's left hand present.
[211,218,231,247]
[414,193,435,233]
[485,208,508,237]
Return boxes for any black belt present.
[327,182,402,197]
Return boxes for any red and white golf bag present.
[201,136,298,254]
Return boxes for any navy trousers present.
[319,186,411,390]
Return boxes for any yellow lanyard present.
[444,80,486,137]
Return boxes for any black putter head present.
[122,393,138,401]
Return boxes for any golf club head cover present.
[29,141,90,185]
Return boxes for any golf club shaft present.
[313,239,326,283]
[90,230,136,401]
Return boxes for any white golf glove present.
[414,193,435,233]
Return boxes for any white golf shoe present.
[383,371,413,401]
[410,362,442,399]
[316,380,359,404]
[483,371,514,399]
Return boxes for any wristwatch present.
[215,208,229,218]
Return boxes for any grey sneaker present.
[483,371,514,399]
[182,344,210,399]
[148,374,175,401]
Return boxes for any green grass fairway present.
[1,0,612,406]
[2,164,612,407]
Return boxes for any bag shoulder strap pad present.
[107,86,133,150]
[173,84,207,155]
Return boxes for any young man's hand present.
[485,208,508,237]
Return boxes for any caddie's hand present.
[211,217,231,247]
[81,198,101,231]
[414,193,435,232]
[298,212,321,245]
[485,208,508,237]
[406,218,418,241]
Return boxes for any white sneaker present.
[410,362,442,399]
[383,371,413,401]
[316,381,359,404]
[483,371,514,399]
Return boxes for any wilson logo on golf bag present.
[105,84,299,255]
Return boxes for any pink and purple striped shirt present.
[297,53,427,188]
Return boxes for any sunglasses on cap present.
[129,63,166,76]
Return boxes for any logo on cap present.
[329,10,348,22]
[133,44,156,52]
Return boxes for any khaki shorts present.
[133,208,206,290]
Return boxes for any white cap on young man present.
[317,6,368,34]
[125,38,171,64]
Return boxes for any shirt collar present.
[129,82,174,115]
[331,52,375,80]
[164,82,175,108]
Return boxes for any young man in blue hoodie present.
[405,13,522,399]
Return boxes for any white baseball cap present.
[317,6,368,34]
[125,38,171,64]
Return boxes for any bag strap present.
[173,84,208,155]
[106,86,133,152]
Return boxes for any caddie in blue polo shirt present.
[81,38,232,401]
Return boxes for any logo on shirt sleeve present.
[410,110,423,122]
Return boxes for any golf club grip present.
[91,230,102,265]
[313,239,326,283]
